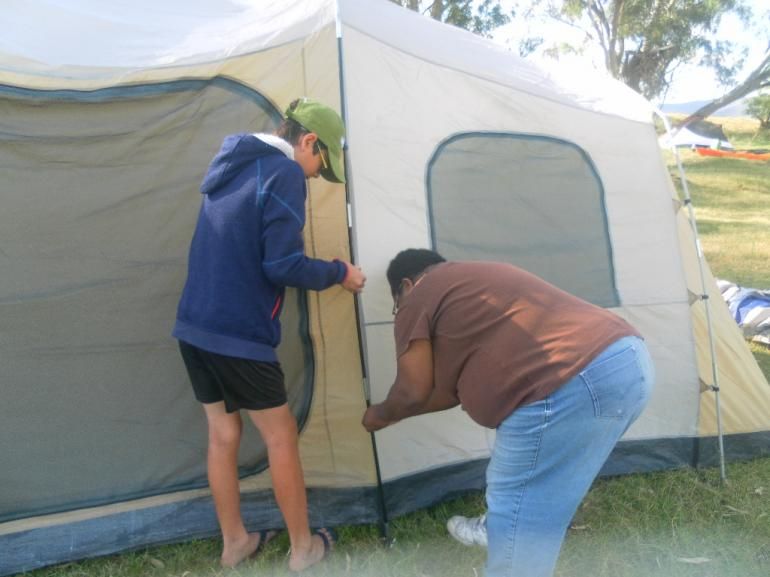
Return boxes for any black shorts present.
[178,341,287,413]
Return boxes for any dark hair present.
[275,99,328,154]
[386,249,446,297]
[275,100,309,145]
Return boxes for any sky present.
[490,0,769,105]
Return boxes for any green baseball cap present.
[285,98,346,184]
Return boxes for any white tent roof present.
[2,0,654,123]
[1,0,333,68]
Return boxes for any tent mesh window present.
[427,132,619,307]
[0,80,314,521]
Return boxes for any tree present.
[745,91,770,129]
[514,0,749,100]
[388,0,513,38]
[683,44,770,124]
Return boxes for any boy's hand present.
[341,261,366,293]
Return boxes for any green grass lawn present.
[669,147,769,288]
[20,119,770,577]
[561,461,770,577]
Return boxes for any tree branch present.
[683,50,770,124]
[587,1,610,56]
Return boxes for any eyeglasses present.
[391,280,407,316]
[315,141,329,171]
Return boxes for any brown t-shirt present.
[394,261,640,428]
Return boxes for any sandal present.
[287,527,336,571]
[252,529,280,558]
[221,528,280,568]
[313,527,336,558]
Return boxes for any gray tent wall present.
[1,4,378,575]
[3,1,770,575]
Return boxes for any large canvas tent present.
[2,1,770,574]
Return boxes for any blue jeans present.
[485,336,654,577]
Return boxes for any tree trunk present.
[430,0,445,20]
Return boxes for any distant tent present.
[660,119,734,150]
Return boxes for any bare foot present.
[288,528,335,572]
[220,531,265,568]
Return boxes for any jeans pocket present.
[581,344,641,419]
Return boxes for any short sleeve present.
[394,300,432,358]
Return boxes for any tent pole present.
[362,390,392,541]
[334,11,392,540]
[657,111,727,482]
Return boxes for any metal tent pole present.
[657,111,727,482]
[334,8,392,540]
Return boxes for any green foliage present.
[388,0,513,37]
[746,93,770,129]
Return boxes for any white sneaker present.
[446,514,487,547]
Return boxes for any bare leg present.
[202,402,264,568]
[247,404,329,571]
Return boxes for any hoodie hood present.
[200,133,291,195]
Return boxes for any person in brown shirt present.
[362,248,654,577]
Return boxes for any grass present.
[19,464,770,577]
[562,461,770,577]
[718,117,770,150]
[667,118,770,287]
[20,117,770,577]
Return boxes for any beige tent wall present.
[287,24,375,488]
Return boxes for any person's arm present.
[261,165,352,291]
[337,260,367,293]
[362,339,459,432]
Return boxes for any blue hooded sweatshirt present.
[173,133,346,361]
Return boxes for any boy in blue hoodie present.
[173,99,365,570]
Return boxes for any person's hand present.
[362,404,394,432]
[340,261,366,294]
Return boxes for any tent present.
[659,119,734,150]
[2,1,770,574]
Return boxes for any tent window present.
[0,79,313,520]
[427,132,619,307]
